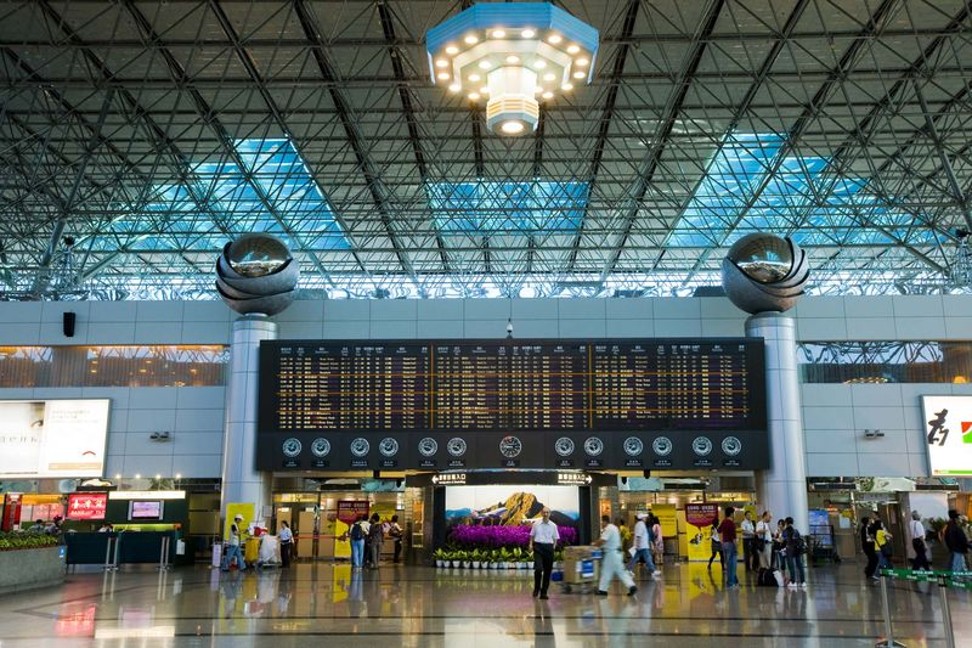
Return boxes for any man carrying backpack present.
[349,515,367,569]
[783,517,806,588]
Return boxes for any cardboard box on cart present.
[562,545,601,587]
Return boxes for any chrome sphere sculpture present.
[721,233,809,314]
[215,234,299,315]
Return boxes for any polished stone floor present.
[1,560,969,647]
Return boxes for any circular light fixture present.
[501,120,525,134]
[576,57,589,66]
[427,3,599,136]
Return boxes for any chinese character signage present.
[67,492,108,520]
[921,395,972,476]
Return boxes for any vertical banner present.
[2,493,23,531]
[684,503,719,562]
[224,502,256,541]
[335,500,369,559]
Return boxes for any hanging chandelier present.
[426,2,599,136]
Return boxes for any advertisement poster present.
[922,395,972,475]
[334,500,370,560]
[650,504,678,545]
[684,503,719,562]
[0,400,110,478]
[445,485,580,527]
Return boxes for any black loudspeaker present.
[62,311,76,337]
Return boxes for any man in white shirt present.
[594,514,637,596]
[741,510,756,572]
[529,507,560,599]
[627,513,660,578]
[221,513,246,571]
[909,510,931,570]
[755,511,774,570]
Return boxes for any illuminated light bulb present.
[542,91,554,99]
[505,55,521,64]
[438,71,451,81]
[547,33,562,44]
[135,474,141,479]
[155,474,161,479]
[176,473,182,479]
[567,44,580,54]
[533,59,547,69]
[469,73,481,82]
[543,72,556,82]
[468,92,481,101]
[435,59,449,68]
[561,82,574,91]
[501,120,525,134]
[445,45,459,55]
[491,29,506,38]
[573,70,586,79]
[478,60,492,70]
[576,57,589,67]
[115,474,121,480]
[448,83,461,92]
[464,34,479,45]
[521,28,536,38]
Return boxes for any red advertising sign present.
[1,493,23,531]
[337,499,369,525]
[684,503,719,528]
[67,492,108,520]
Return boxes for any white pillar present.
[220,314,277,523]
[748,312,809,535]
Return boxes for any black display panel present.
[257,338,767,471]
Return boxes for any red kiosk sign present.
[67,493,108,520]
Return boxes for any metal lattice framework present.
[1,0,971,301]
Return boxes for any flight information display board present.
[257,338,767,471]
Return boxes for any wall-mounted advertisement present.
[445,485,580,546]
[0,400,110,478]
[921,395,972,476]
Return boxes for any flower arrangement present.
[0,531,59,551]
[447,523,577,549]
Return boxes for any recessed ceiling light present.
[448,83,461,92]
[567,44,580,54]
[533,59,547,69]
[573,70,586,79]
[445,45,459,55]
[491,29,506,39]
[543,72,556,82]
[478,60,492,70]
[542,91,554,99]
[506,55,520,64]
[547,33,562,44]
[464,34,479,45]
[521,28,536,38]
[576,57,589,67]
[438,72,451,81]
[500,120,525,134]
[561,82,574,91]
[435,59,449,68]
[468,92,481,101]
[469,73,481,82]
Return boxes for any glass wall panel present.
[797,341,972,384]
[0,345,228,388]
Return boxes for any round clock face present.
[447,437,467,457]
[722,436,743,457]
[692,436,713,457]
[282,438,302,458]
[554,437,575,457]
[350,437,370,457]
[418,437,438,457]
[311,437,331,457]
[584,436,604,457]
[499,435,522,458]
[379,437,399,457]
[623,437,644,457]
[652,436,673,457]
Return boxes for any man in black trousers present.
[529,507,560,600]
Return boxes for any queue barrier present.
[876,568,971,648]
[65,532,177,572]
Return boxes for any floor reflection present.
[0,561,968,647]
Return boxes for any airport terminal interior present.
[2,0,972,645]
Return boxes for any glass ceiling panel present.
[427,180,589,234]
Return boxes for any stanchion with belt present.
[103,534,118,572]
[876,568,972,648]
[157,535,171,571]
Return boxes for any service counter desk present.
[65,530,181,570]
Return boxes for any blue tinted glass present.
[428,180,589,233]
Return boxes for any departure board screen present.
[258,338,767,471]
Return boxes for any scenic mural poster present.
[445,485,579,528]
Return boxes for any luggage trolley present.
[560,546,602,594]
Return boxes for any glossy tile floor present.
[1,560,969,647]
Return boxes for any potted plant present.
[433,548,448,568]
